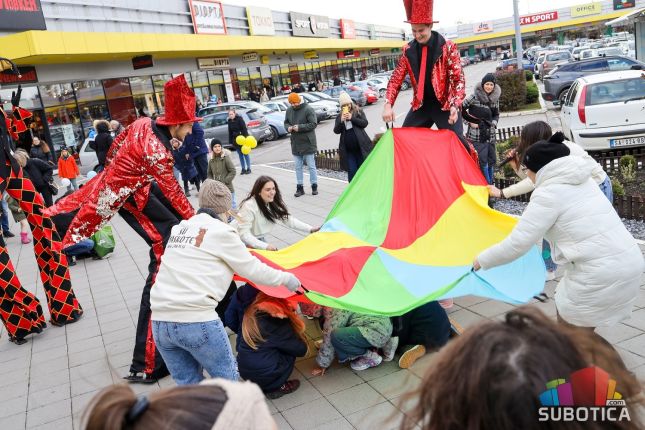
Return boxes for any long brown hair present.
[241,292,307,350]
[517,121,552,162]
[83,384,227,430]
[33,137,51,153]
[241,176,289,223]
[399,306,643,430]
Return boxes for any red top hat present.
[156,75,202,126]
[403,0,438,24]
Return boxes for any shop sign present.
[570,2,602,17]
[340,19,356,39]
[189,0,227,35]
[369,49,380,57]
[260,55,270,64]
[473,21,494,34]
[0,66,38,84]
[197,57,230,69]
[391,47,401,53]
[368,24,376,40]
[337,50,360,59]
[290,12,330,38]
[304,50,319,60]
[132,55,153,70]
[246,6,275,36]
[242,52,258,63]
[613,0,635,10]
[520,11,558,25]
[0,0,46,31]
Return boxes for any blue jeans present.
[238,151,251,170]
[346,150,364,183]
[294,153,318,186]
[173,166,181,182]
[63,239,94,256]
[599,176,613,203]
[330,326,373,362]
[152,319,239,385]
[0,196,9,233]
[67,177,78,191]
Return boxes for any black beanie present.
[523,141,571,173]
[482,73,496,86]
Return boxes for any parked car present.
[201,109,272,150]
[534,51,553,78]
[560,70,645,151]
[299,92,341,117]
[322,85,367,106]
[579,49,600,60]
[542,56,644,106]
[496,58,534,71]
[270,94,330,122]
[361,79,388,97]
[198,100,273,117]
[571,46,590,61]
[540,51,573,80]
[347,84,378,104]
[77,138,99,175]
[597,47,623,57]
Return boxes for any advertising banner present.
[473,22,494,34]
[613,0,635,10]
[340,19,356,39]
[189,0,227,35]
[571,2,602,17]
[520,11,559,25]
[0,0,46,31]
[291,12,331,37]
[246,6,275,36]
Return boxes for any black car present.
[542,56,644,106]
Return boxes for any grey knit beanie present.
[198,179,232,215]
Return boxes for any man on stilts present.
[45,75,198,382]
[0,58,82,345]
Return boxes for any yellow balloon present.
[241,145,252,155]
[235,135,245,146]
[245,136,257,148]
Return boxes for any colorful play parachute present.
[248,128,545,316]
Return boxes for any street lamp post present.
[513,0,523,66]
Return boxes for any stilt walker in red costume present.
[45,75,197,382]
[382,0,466,137]
[0,58,82,345]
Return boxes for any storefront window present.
[134,94,156,117]
[207,70,225,103]
[39,83,75,107]
[44,104,82,152]
[191,71,209,88]
[103,78,131,99]
[129,76,154,95]
[73,80,105,103]
[103,78,136,127]
[0,86,42,110]
[73,80,109,137]
[152,74,172,92]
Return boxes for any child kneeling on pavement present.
[150,179,302,386]
[312,306,392,375]
[237,292,308,399]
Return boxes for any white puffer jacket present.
[479,155,643,327]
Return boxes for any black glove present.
[11,85,22,107]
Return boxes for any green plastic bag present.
[91,225,115,258]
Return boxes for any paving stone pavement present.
[0,164,643,430]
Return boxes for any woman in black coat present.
[227,109,251,174]
[90,120,113,171]
[333,93,374,182]
[29,137,55,165]
[14,150,54,207]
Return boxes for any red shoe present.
[266,379,300,399]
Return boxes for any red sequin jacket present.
[44,118,194,246]
[385,33,465,112]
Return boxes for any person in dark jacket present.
[462,104,494,184]
[284,92,318,197]
[237,293,307,399]
[333,92,374,182]
[90,119,113,171]
[184,122,209,184]
[29,137,54,165]
[224,283,259,348]
[173,143,200,197]
[13,149,54,207]
[227,109,251,175]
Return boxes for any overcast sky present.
[224,0,593,29]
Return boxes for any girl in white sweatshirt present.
[150,179,302,386]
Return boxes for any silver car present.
[270,94,331,122]
[201,109,271,150]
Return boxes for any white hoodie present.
[151,213,295,323]
[479,156,643,327]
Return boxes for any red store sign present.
[520,11,558,25]
[0,66,38,84]
[340,19,356,39]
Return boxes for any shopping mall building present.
[437,0,643,59]
[0,1,405,153]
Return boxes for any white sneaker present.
[382,336,399,362]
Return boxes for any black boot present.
[311,183,318,195]
[294,185,305,197]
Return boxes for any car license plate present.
[610,136,645,148]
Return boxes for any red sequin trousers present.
[0,166,82,341]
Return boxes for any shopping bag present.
[91,225,115,258]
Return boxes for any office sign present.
[571,2,602,17]
[246,6,275,36]
[613,0,635,10]
[189,0,227,35]
[340,19,356,39]
[473,22,494,34]
[520,11,558,25]
[197,57,230,70]
[0,0,46,31]
[290,12,330,38]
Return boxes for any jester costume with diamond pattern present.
[0,92,82,344]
